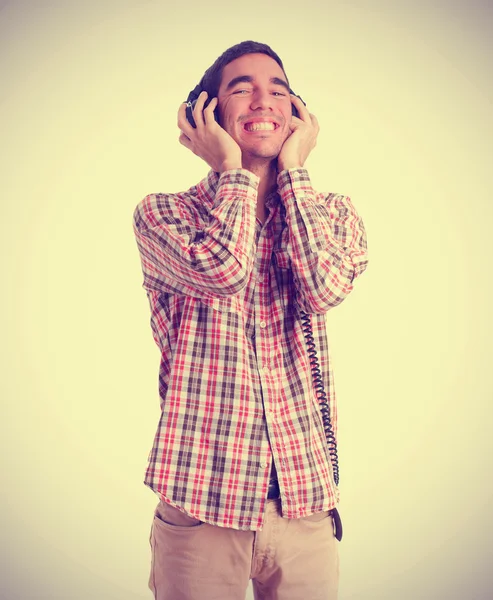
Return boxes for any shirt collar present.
[196,169,280,209]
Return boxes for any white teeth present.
[245,122,276,132]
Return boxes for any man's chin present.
[242,154,280,169]
[242,145,281,161]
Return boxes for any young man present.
[133,41,368,600]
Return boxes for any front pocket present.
[154,501,205,529]
[300,510,330,523]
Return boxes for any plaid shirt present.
[133,167,368,531]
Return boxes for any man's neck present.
[242,159,278,224]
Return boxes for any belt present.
[267,479,280,499]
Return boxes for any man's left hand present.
[277,95,319,171]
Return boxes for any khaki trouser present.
[148,497,340,600]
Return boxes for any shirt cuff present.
[214,168,260,208]
[276,168,314,205]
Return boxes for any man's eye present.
[272,92,286,97]
[233,90,249,95]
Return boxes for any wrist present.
[219,159,242,174]
[278,162,302,172]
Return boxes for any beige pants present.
[148,497,340,600]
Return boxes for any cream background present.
[1,0,492,598]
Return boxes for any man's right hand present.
[177,91,243,174]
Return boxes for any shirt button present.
[259,320,267,329]
[260,461,268,469]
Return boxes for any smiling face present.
[216,53,293,166]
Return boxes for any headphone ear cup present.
[185,87,219,128]
[185,85,203,128]
[289,88,306,119]
[186,100,197,128]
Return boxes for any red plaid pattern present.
[133,168,368,531]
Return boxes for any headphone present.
[184,83,306,128]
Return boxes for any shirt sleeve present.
[277,168,369,313]
[133,169,259,297]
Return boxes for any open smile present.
[242,120,280,133]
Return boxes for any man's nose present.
[250,89,274,111]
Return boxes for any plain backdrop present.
[1,0,492,598]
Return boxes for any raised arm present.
[133,169,260,297]
[278,168,369,313]
[276,96,368,313]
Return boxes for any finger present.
[290,94,310,121]
[177,102,194,134]
[203,97,218,125]
[310,113,320,130]
[193,90,208,128]
[179,131,191,148]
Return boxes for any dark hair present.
[199,40,289,99]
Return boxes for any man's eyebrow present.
[270,77,290,91]
[225,75,290,92]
